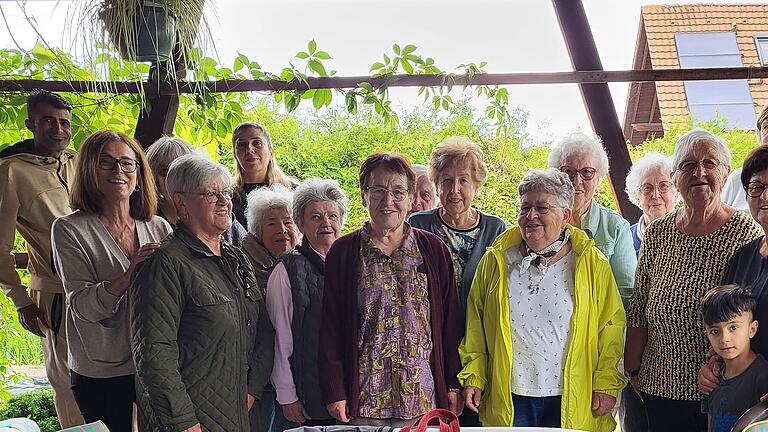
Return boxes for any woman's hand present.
[181,424,202,432]
[463,386,482,413]
[591,392,615,416]
[698,355,721,395]
[247,394,256,410]
[447,391,463,416]
[326,400,351,423]
[283,401,311,423]
[105,242,161,297]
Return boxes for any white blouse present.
[505,246,575,397]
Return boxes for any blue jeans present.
[511,393,561,427]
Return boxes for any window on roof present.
[675,32,756,130]
[755,34,768,66]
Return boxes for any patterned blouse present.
[627,210,760,400]
[356,223,435,419]
[436,215,481,290]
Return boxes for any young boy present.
[701,284,768,432]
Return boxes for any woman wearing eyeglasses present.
[625,129,761,431]
[699,145,768,408]
[624,152,678,255]
[547,132,637,306]
[130,154,274,432]
[319,152,464,427]
[50,131,172,432]
[459,168,626,430]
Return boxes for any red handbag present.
[400,409,460,432]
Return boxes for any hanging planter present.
[102,1,177,62]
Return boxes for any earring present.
[135,184,141,192]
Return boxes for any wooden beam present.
[632,122,663,132]
[552,0,642,223]
[3,66,768,95]
[134,50,187,148]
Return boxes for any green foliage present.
[0,389,59,432]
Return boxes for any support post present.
[134,61,182,149]
[552,0,642,222]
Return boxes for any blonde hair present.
[428,137,487,188]
[232,122,294,198]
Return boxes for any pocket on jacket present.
[190,286,232,307]
[594,240,615,260]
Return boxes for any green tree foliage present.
[0,389,59,432]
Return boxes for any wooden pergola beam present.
[552,0,642,222]
[2,66,767,95]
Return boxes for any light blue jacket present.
[581,199,637,306]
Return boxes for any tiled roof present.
[638,4,768,128]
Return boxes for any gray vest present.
[281,245,330,420]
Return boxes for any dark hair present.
[701,284,756,326]
[358,152,416,192]
[70,130,157,221]
[741,146,768,189]
[758,104,768,132]
[27,89,72,118]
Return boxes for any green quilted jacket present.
[130,226,274,432]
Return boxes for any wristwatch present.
[624,369,639,379]
[447,388,462,394]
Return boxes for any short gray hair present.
[411,163,428,178]
[548,131,610,178]
[292,177,350,229]
[145,136,196,174]
[518,168,575,208]
[246,184,294,238]
[625,152,675,206]
[166,154,232,197]
[672,128,732,169]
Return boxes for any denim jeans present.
[511,393,561,427]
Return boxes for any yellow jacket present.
[458,225,627,431]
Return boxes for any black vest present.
[281,241,330,420]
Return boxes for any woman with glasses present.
[548,132,637,306]
[130,154,274,432]
[319,152,463,427]
[624,152,678,255]
[626,129,760,431]
[459,168,626,430]
[145,136,247,246]
[50,130,172,432]
[700,145,768,406]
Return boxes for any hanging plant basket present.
[101,1,177,62]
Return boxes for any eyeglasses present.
[184,190,234,203]
[559,166,597,181]
[98,155,139,173]
[365,186,410,202]
[519,204,561,217]
[639,181,673,196]
[745,181,768,198]
[677,159,723,173]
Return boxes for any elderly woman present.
[231,122,296,227]
[626,129,761,431]
[146,136,247,246]
[130,154,274,432]
[548,132,637,305]
[266,178,349,430]
[700,145,768,398]
[459,168,626,430]
[409,163,438,214]
[409,137,506,312]
[625,152,678,254]
[319,152,463,427]
[51,130,172,432]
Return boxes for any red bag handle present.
[400,409,460,432]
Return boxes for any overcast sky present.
[0,0,760,144]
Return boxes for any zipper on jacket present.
[55,154,70,196]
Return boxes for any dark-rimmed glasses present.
[559,166,597,181]
[745,181,768,198]
[365,186,409,202]
[98,155,139,173]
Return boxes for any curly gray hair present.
[625,152,675,207]
[518,168,575,208]
[292,177,350,229]
[246,184,294,239]
[548,131,610,178]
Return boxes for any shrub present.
[0,389,60,432]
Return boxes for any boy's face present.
[705,312,759,361]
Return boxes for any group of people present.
[2,89,768,432]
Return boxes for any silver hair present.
[246,184,294,238]
[548,131,610,178]
[672,128,732,169]
[292,177,350,229]
[411,163,428,178]
[166,154,232,197]
[145,136,196,174]
[518,168,575,208]
[625,152,675,207]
